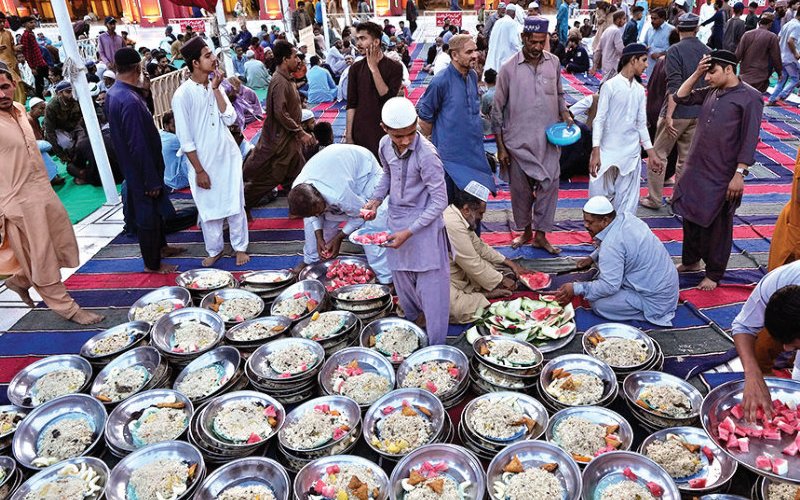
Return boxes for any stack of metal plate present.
[536,354,618,413]
[245,338,326,405]
[469,336,542,395]
[582,323,664,385]
[0,406,26,454]
[271,280,328,324]
[127,286,192,324]
[388,444,485,500]
[396,346,470,409]
[238,269,296,305]
[544,406,634,468]
[9,456,108,500]
[7,355,94,409]
[291,310,362,357]
[224,315,292,357]
[318,347,396,410]
[0,456,22,498]
[485,440,583,500]
[330,283,394,322]
[294,455,389,500]
[359,318,428,368]
[198,288,265,326]
[176,269,237,305]
[89,346,172,406]
[757,476,800,500]
[172,346,247,407]
[151,307,226,367]
[80,321,151,370]
[459,391,549,461]
[621,371,703,432]
[581,450,681,500]
[194,456,290,499]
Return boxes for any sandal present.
[638,198,661,209]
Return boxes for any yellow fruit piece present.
[311,311,320,321]
[337,490,348,500]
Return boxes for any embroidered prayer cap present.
[497,2,507,7]
[301,109,315,122]
[583,196,614,215]
[622,43,648,57]
[523,16,549,33]
[709,49,738,65]
[105,16,116,25]
[246,49,256,58]
[114,46,141,67]
[54,80,72,93]
[677,12,700,28]
[465,181,490,202]
[180,36,208,62]
[382,97,418,129]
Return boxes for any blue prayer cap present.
[622,43,647,57]
[54,81,72,93]
[523,15,549,34]
[677,12,700,29]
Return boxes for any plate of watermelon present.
[701,377,800,484]
[298,257,377,292]
[349,229,392,247]
[471,295,576,353]
[518,271,552,291]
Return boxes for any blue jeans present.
[36,140,59,181]
[769,61,800,103]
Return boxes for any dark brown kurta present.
[346,56,403,158]
[243,69,304,208]
[736,27,782,93]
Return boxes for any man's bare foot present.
[5,281,34,307]
[70,309,104,325]
[639,197,661,210]
[532,232,561,255]
[144,263,179,274]
[676,262,704,272]
[235,251,250,266]
[161,246,187,258]
[202,253,224,267]
[511,230,532,249]
[697,277,718,291]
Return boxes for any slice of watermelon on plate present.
[519,271,552,291]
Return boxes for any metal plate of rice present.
[199,391,285,447]
[127,286,192,323]
[761,477,800,500]
[0,405,27,440]
[8,355,93,409]
[582,323,656,370]
[173,346,241,402]
[360,318,429,365]
[247,337,325,382]
[463,391,549,444]
[90,347,163,404]
[319,347,396,407]
[363,389,446,459]
[538,354,617,408]
[199,288,265,324]
[486,440,582,500]
[10,456,109,500]
[295,455,390,500]
[240,269,295,287]
[152,307,226,358]
[81,322,151,360]
[105,389,194,454]
[278,396,361,453]
[396,346,469,400]
[195,456,291,500]
[581,450,681,500]
[389,444,486,500]
[270,280,327,322]
[545,406,634,466]
[176,269,236,293]
[225,316,292,345]
[623,371,703,423]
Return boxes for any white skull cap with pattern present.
[381,97,418,129]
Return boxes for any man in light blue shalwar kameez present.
[555,196,679,326]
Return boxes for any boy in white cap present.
[362,97,450,345]
[555,196,679,326]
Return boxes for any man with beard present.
[485,5,521,71]
[736,13,781,92]
[243,41,315,211]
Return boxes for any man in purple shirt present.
[363,97,450,345]
[98,17,125,71]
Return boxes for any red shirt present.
[20,30,47,69]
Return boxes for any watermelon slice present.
[701,446,715,463]
[738,437,750,452]
[720,416,736,434]
[773,457,789,475]
[730,404,744,420]
[763,428,782,440]
[755,455,772,470]
[645,482,664,497]
[519,271,552,291]
[687,478,707,489]
[782,441,798,456]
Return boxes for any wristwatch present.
[736,167,750,177]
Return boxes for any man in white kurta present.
[590,43,662,214]
[485,7,522,71]
[171,37,250,267]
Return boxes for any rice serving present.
[0,407,25,435]
[644,435,703,479]
[402,473,461,500]
[266,344,317,376]
[31,368,86,406]
[638,384,693,418]
[171,321,218,353]
[220,484,276,500]
[300,312,347,340]
[468,397,529,440]
[599,481,656,500]
[23,462,105,500]
[176,363,226,399]
[592,337,649,367]
[229,322,286,342]
[187,271,230,289]
[132,300,177,323]
[372,405,432,455]
[91,330,134,356]
[214,297,262,322]
[553,416,607,459]
[330,362,391,405]
[307,464,383,500]
[338,285,386,301]
[34,416,95,467]
[211,401,278,444]
[282,405,350,450]
[373,327,419,360]
[129,398,189,447]
[126,459,194,500]
[476,365,524,388]
[768,482,800,500]
[401,361,459,396]
[96,365,150,402]
[501,467,564,500]
[546,372,604,405]
[482,340,538,366]
[273,293,315,319]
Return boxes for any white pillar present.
[215,0,236,76]
[342,0,352,26]
[281,0,296,44]
[50,0,120,205]
[321,0,331,51]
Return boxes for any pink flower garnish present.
[175,304,184,309]
[333,427,347,440]
[448,367,460,378]
[391,353,402,362]
[382,405,395,415]
[246,433,262,444]
[322,486,337,498]
[279,373,291,379]
[326,465,340,475]
[263,405,277,417]
[426,381,438,393]
[401,400,410,407]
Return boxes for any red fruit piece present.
[730,404,744,420]
[246,433,262,444]
[645,482,664,497]
[622,467,638,481]
[687,478,706,489]
[701,446,715,463]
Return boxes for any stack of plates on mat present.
[238,269,296,304]
[151,307,226,367]
[294,455,390,500]
[359,318,429,367]
[105,441,206,500]
[318,347,396,410]
[224,315,292,356]
[194,456,290,500]
[396,346,470,409]
[486,440,583,500]
[622,371,703,432]
[536,354,618,413]
[0,406,27,453]
[581,451,681,500]
[245,338,325,405]
[172,346,246,406]
[291,310,362,356]
[176,269,237,304]
[545,406,634,467]
[80,321,151,369]
[90,346,172,406]
[271,280,328,324]
[199,288,265,326]
[582,323,664,384]
[9,456,108,500]
[469,336,542,394]
[127,286,192,324]
[104,389,194,458]
[330,283,394,321]
[0,456,22,497]
[7,355,93,409]
[187,391,285,465]
[757,476,800,500]
[363,388,451,465]
[639,426,737,496]
[276,396,362,473]
[459,391,549,461]
[298,257,377,292]
[389,444,485,500]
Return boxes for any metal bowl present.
[582,323,657,371]
[105,389,194,454]
[90,346,164,405]
[240,269,295,287]
[761,478,800,500]
[0,406,27,440]
[545,406,634,465]
[199,288,265,324]
[639,426,737,494]
[278,396,362,454]
[581,451,681,500]
[0,455,18,498]
[295,455,390,500]
[7,355,93,408]
[298,257,376,290]
[225,316,292,345]
[330,283,391,302]
[81,321,151,361]
[198,390,285,447]
[173,346,241,403]
[13,394,107,470]
[389,444,485,500]
[360,317,429,365]
[128,286,193,323]
[472,335,544,378]
[246,337,325,385]
[176,268,236,293]
[106,441,205,500]
[151,307,226,359]
[195,457,290,500]
[470,357,537,391]
[318,347,396,407]
[486,440,582,500]
[10,456,109,500]
[396,346,469,399]
[622,371,703,425]
[271,280,327,322]
[363,388,446,459]
[538,354,618,409]
[291,310,360,347]
[462,391,549,445]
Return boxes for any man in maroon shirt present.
[19,16,48,98]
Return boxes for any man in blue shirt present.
[623,5,644,45]
[231,45,246,77]
[160,111,190,191]
[417,34,496,211]
[307,55,338,103]
[644,8,675,77]
[557,0,572,44]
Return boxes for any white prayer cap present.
[83,15,92,21]
[583,196,614,215]
[381,97,417,129]
[465,181,490,202]
[246,50,255,58]
[301,109,315,122]
[528,2,539,8]
[29,97,45,108]
[103,69,116,79]
[88,82,101,96]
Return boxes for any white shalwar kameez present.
[485,15,522,71]
[172,78,249,258]
[590,73,652,215]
